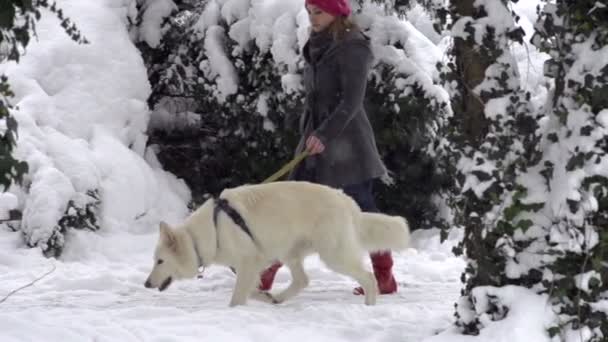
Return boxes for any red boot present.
[258,262,282,291]
[353,251,397,295]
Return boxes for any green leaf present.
[566,153,586,171]
[588,277,601,289]
[517,219,534,232]
[548,327,561,338]
[21,0,34,11]
[547,133,558,143]
[504,205,520,222]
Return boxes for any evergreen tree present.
[140,0,451,230]
[365,55,451,228]
[1,0,94,257]
[135,0,301,205]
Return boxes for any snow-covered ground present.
[0,227,465,342]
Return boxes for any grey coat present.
[289,29,387,188]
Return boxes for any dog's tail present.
[357,212,410,252]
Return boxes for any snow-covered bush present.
[0,0,185,257]
[137,0,452,229]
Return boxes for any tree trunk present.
[451,0,491,146]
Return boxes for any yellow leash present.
[262,151,310,183]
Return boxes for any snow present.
[363,2,443,78]
[0,192,18,220]
[191,0,449,111]
[204,25,240,103]
[473,0,517,44]
[195,0,221,32]
[0,228,466,342]
[567,36,608,85]
[457,151,497,198]
[249,0,303,54]
[21,166,73,248]
[511,0,551,107]
[256,92,270,117]
[281,74,304,95]
[405,3,443,45]
[220,0,250,26]
[449,0,551,111]
[591,300,608,315]
[270,13,300,72]
[427,286,556,342]
[195,0,308,103]
[574,270,602,294]
[135,0,178,48]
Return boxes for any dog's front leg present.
[229,265,258,307]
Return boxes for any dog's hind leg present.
[229,264,260,307]
[323,254,378,305]
[318,236,378,305]
[270,258,309,304]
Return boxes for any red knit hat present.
[305,0,352,17]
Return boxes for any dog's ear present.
[159,221,176,249]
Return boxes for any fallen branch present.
[0,263,57,305]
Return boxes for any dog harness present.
[191,197,257,271]
[213,197,257,245]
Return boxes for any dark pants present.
[341,179,379,213]
[292,164,379,213]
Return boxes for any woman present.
[259,0,397,296]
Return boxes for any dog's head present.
[144,222,193,292]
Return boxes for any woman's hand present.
[305,135,325,155]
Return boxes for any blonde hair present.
[328,16,358,40]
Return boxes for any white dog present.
[144,181,410,307]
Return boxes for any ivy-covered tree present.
[523,1,608,339]
[434,3,534,330]
[433,0,608,339]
